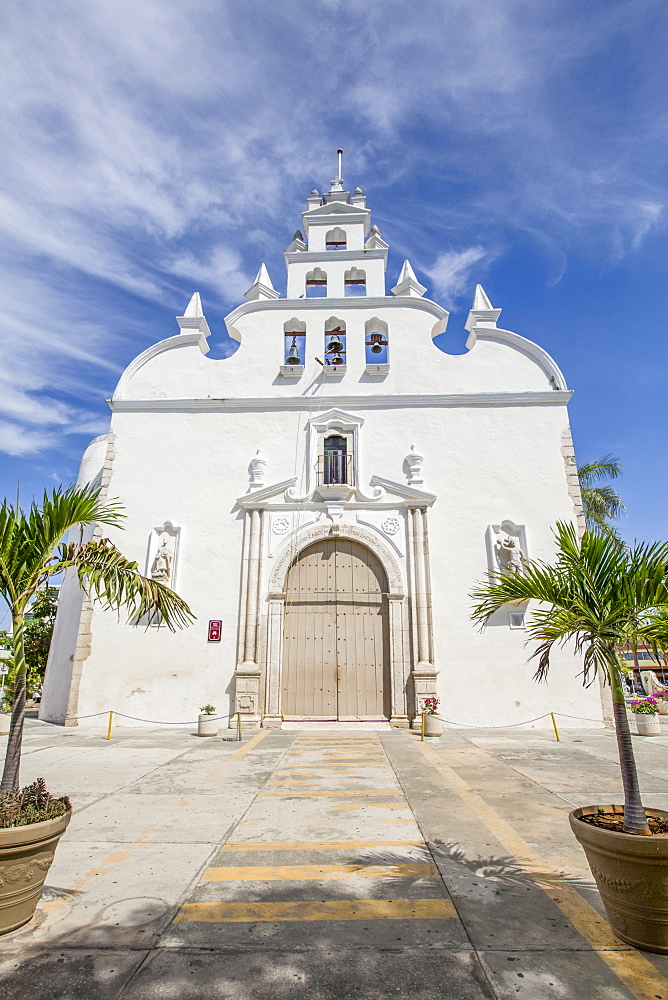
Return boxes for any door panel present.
[282,538,389,720]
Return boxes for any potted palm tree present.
[471,522,668,953]
[0,484,194,934]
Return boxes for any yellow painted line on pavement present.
[175,898,457,923]
[332,803,411,811]
[416,739,668,1000]
[202,862,438,881]
[268,780,318,785]
[260,789,402,797]
[208,729,272,775]
[278,763,389,769]
[219,839,427,851]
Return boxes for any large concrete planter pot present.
[570,805,668,953]
[0,809,71,935]
[0,715,10,737]
[198,713,218,737]
[636,715,661,736]
[423,715,443,737]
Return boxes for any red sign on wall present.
[208,620,222,642]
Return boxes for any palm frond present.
[471,522,668,684]
[0,485,125,608]
[57,538,195,631]
[577,454,622,486]
[577,455,626,536]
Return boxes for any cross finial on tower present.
[330,148,344,192]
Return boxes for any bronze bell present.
[285,337,301,365]
[330,352,344,366]
[366,332,387,355]
[326,336,344,354]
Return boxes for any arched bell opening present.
[305,267,327,298]
[364,318,389,364]
[345,266,366,297]
[324,317,346,367]
[283,318,306,366]
[281,538,391,721]
[325,226,347,250]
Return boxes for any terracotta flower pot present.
[423,714,443,737]
[198,713,218,737]
[635,715,661,736]
[0,809,71,935]
[570,805,668,954]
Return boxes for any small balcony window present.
[319,435,352,485]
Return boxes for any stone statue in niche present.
[151,534,174,584]
[495,534,525,575]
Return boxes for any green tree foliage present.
[577,455,626,537]
[471,523,668,835]
[0,588,59,707]
[0,484,195,792]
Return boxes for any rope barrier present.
[65,711,237,725]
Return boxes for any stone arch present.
[269,521,404,597]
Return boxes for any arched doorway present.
[281,538,390,720]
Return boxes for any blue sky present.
[1,0,666,543]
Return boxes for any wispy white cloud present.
[426,247,497,307]
[0,0,665,465]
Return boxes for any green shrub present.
[0,777,71,828]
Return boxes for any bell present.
[326,337,344,354]
[285,337,301,366]
[371,342,383,354]
[331,352,344,366]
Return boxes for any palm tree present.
[577,454,626,537]
[471,522,668,835]
[0,484,194,792]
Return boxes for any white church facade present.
[41,167,604,730]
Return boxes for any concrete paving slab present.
[13,841,213,947]
[0,947,147,1000]
[478,950,638,999]
[121,947,496,999]
[63,792,258,843]
[163,913,472,951]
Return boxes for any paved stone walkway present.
[1,720,668,999]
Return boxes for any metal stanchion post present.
[237,712,242,741]
[551,712,560,742]
[421,713,425,742]
[106,711,113,740]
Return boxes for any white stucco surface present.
[42,177,602,731]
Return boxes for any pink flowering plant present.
[629,696,659,715]
[422,697,440,716]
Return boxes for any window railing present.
[317,453,353,486]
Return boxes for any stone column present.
[410,506,438,727]
[234,507,263,724]
[388,596,410,727]
[263,593,285,727]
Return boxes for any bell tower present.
[285,151,389,300]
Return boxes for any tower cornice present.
[224,295,450,341]
[284,248,388,265]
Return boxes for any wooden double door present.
[282,538,390,720]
